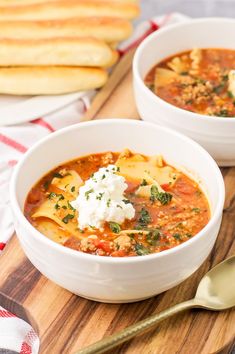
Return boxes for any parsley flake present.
[62,214,74,224]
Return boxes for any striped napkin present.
[0,13,188,354]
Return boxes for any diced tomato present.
[98,241,112,254]
[161,183,171,191]
[175,183,195,195]
[111,250,128,257]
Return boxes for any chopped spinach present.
[135,243,150,256]
[150,185,172,205]
[109,222,121,234]
[146,229,160,245]
[138,208,151,227]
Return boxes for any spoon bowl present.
[75,256,235,354]
[196,256,235,310]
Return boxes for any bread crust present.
[0,1,140,20]
[0,37,118,67]
[0,17,132,41]
[0,66,108,94]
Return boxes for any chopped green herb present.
[186,99,193,105]
[78,228,85,234]
[62,205,67,210]
[67,201,76,211]
[213,84,225,94]
[85,188,94,200]
[116,166,120,172]
[215,109,229,117]
[150,185,172,205]
[146,229,160,245]
[138,208,151,227]
[135,243,150,256]
[192,207,200,213]
[58,194,64,201]
[48,192,57,200]
[109,222,121,234]
[228,91,234,98]
[71,186,75,193]
[186,233,192,238]
[122,199,131,204]
[117,204,123,209]
[140,179,148,186]
[62,214,74,224]
[195,190,202,197]
[54,203,60,210]
[43,180,50,190]
[173,233,182,240]
[107,198,111,207]
[53,172,63,178]
[96,192,104,200]
[222,74,229,81]
[102,174,106,180]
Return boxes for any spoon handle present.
[75,299,197,354]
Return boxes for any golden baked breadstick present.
[0,38,118,67]
[0,0,138,5]
[0,66,108,95]
[0,17,132,42]
[0,1,140,20]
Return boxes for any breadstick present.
[0,66,108,95]
[0,0,138,5]
[0,38,118,67]
[0,17,132,42]
[0,0,140,20]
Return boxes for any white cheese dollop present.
[71,164,135,230]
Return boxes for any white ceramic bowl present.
[133,17,235,166]
[10,119,224,303]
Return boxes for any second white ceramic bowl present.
[10,119,224,303]
[133,18,235,166]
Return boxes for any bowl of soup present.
[133,17,235,166]
[10,119,224,302]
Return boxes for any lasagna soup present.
[24,150,210,257]
[145,48,235,117]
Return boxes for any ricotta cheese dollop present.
[71,164,135,230]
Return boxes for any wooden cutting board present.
[1,55,235,354]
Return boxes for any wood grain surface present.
[0,64,235,354]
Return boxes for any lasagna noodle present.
[116,154,177,185]
[0,38,118,67]
[0,17,132,42]
[51,170,83,198]
[0,1,140,20]
[0,66,108,95]
[32,198,79,234]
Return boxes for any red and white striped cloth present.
[0,13,188,353]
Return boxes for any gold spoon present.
[75,256,235,354]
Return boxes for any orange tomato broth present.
[145,48,235,117]
[24,151,210,257]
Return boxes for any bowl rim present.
[10,118,225,264]
[133,16,235,124]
